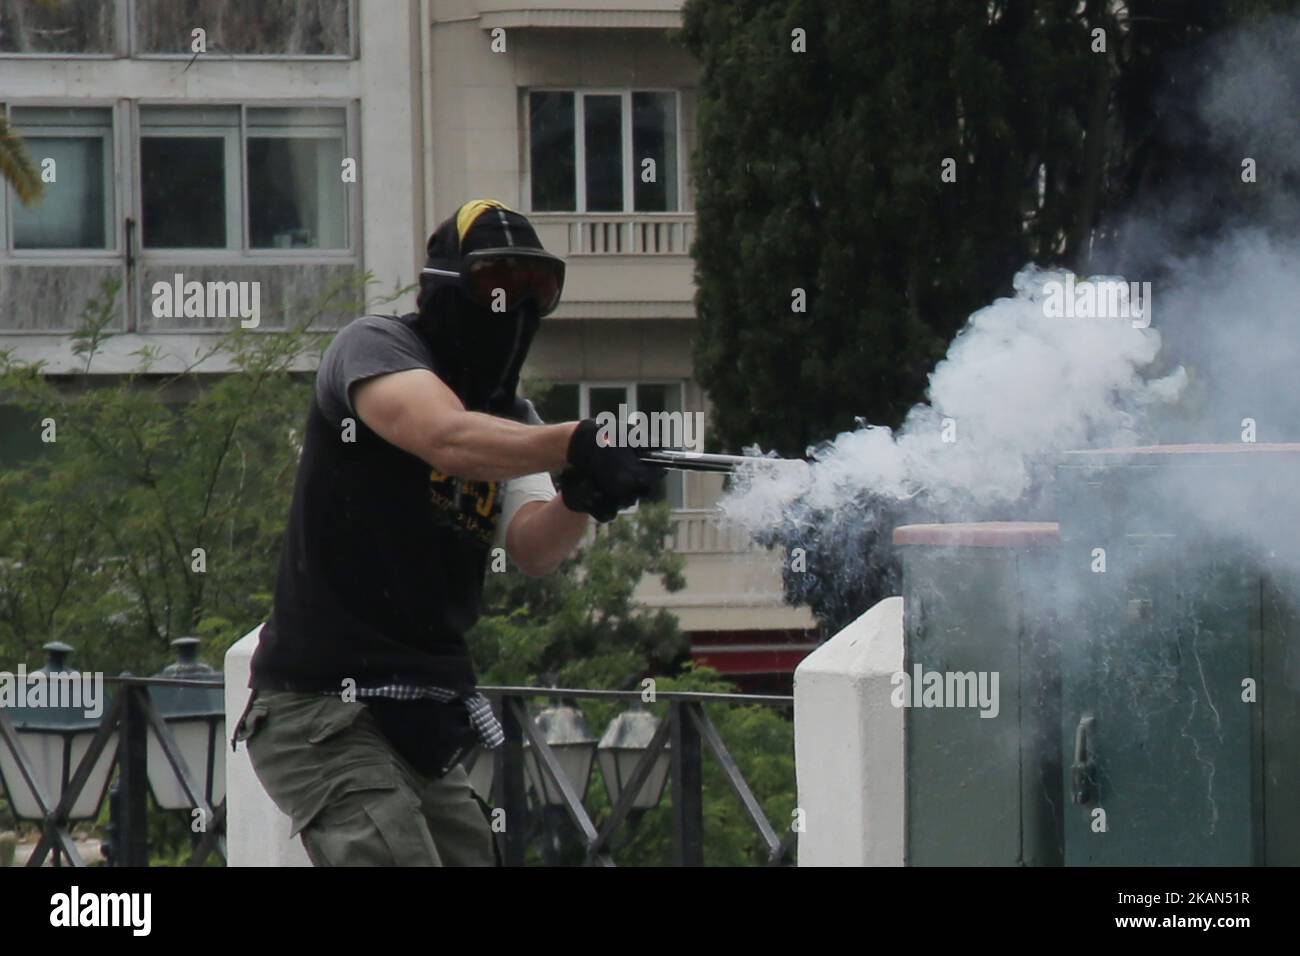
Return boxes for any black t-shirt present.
[250,313,513,694]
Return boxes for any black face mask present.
[414,203,556,415]
[440,294,539,413]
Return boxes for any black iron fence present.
[0,676,226,867]
[0,677,795,867]
[480,687,796,867]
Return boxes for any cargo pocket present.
[231,693,268,751]
[305,696,370,745]
[295,763,440,866]
[287,698,396,839]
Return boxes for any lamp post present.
[522,698,597,807]
[146,637,225,812]
[0,642,117,857]
[597,702,670,811]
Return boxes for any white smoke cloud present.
[721,265,1187,538]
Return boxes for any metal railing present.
[1,677,795,867]
[479,687,795,866]
[0,676,225,868]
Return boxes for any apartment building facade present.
[0,0,814,685]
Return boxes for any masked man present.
[236,199,664,866]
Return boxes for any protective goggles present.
[421,247,566,318]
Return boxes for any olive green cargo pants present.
[238,690,498,867]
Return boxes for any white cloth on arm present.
[492,469,557,550]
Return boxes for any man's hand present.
[352,368,576,481]
[558,419,665,521]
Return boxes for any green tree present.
[0,0,57,201]
[0,113,44,206]
[684,0,1102,458]
[683,0,1300,633]
[470,500,687,689]
[684,0,1300,460]
[0,274,374,675]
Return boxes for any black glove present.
[559,419,665,521]
[556,466,622,522]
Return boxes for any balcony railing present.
[668,509,766,554]
[1,675,795,867]
[532,214,695,256]
[588,510,766,554]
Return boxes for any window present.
[247,108,347,249]
[529,92,575,213]
[0,0,117,54]
[632,92,679,212]
[0,0,354,58]
[6,107,115,251]
[140,107,238,249]
[132,0,352,56]
[533,382,688,509]
[139,105,349,251]
[528,91,680,214]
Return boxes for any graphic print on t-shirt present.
[428,467,501,545]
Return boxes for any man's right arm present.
[352,367,577,482]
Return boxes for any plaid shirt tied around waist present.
[343,684,505,751]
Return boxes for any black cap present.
[418,200,547,311]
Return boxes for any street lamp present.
[0,642,117,823]
[146,637,225,810]
[522,698,596,807]
[597,703,670,810]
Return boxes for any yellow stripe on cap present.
[456,199,514,244]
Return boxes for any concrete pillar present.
[793,596,904,866]
[223,625,311,867]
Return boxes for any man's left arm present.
[505,496,590,577]
[491,465,590,577]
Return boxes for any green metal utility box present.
[894,522,1063,866]
[1055,444,1300,865]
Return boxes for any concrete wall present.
[793,596,905,866]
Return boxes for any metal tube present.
[638,450,803,474]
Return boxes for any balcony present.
[530,213,696,320]
[475,0,684,31]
